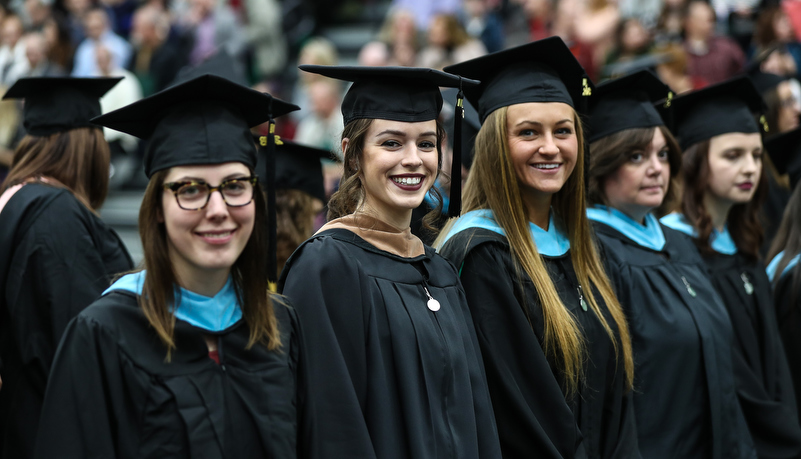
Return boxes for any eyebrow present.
[375,130,437,137]
[171,173,249,183]
[515,119,573,127]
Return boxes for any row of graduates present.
[3,34,801,458]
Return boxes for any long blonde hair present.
[436,106,634,394]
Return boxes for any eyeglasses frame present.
[162,176,259,211]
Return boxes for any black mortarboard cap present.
[3,77,122,136]
[92,74,299,178]
[671,76,766,151]
[254,137,333,202]
[443,36,594,123]
[298,65,478,125]
[748,70,787,95]
[300,65,479,217]
[764,127,801,189]
[588,70,672,142]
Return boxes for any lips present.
[737,182,754,191]
[532,163,561,170]
[390,174,425,191]
[196,229,237,244]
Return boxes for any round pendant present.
[427,298,441,312]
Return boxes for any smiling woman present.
[34,74,303,458]
[278,66,502,458]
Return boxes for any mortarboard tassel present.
[664,91,675,134]
[448,82,464,218]
[581,77,591,198]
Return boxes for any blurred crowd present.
[0,0,798,192]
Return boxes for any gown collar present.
[317,213,425,258]
[767,250,801,282]
[587,205,666,251]
[440,208,570,256]
[104,271,243,332]
[660,213,737,255]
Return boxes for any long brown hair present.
[588,125,682,217]
[137,169,281,356]
[328,117,446,231]
[436,106,634,395]
[2,127,110,210]
[679,139,767,259]
[276,188,319,273]
[768,183,801,302]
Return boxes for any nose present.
[400,144,425,168]
[204,189,230,220]
[538,134,559,156]
[742,154,760,176]
[647,154,664,175]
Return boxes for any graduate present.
[436,37,639,458]
[278,66,502,458]
[661,77,801,458]
[256,139,331,274]
[34,74,301,457]
[0,77,133,459]
[765,127,801,423]
[585,70,758,459]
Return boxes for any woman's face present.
[603,128,671,222]
[506,102,578,207]
[706,132,763,205]
[777,80,800,132]
[160,162,255,283]
[347,119,439,226]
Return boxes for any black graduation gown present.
[0,183,133,459]
[760,173,791,258]
[775,265,801,424]
[592,222,757,459]
[278,228,502,459]
[34,290,300,458]
[438,228,639,459]
[701,250,801,459]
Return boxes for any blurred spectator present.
[461,0,504,53]
[72,7,132,76]
[294,79,344,155]
[64,0,92,45]
[391,0,461,30]
[22,32,64,76]
[358,41,390,66]
[712,0,760,52]
[574,0,620,70]
[128,5,185,96]
[101,0,139,39]
[293,37,338,121]
[0,16,29,86]
[755,45,798,77]
[23,0,51,32]
[655,0,686,43]
[683,0,745,84]
[242,0,286,80]
[618,0,662,30]
[754,6,801,75]
[379,8,419,66]
[551,0,599,80]
[517,0,552,42]
[655,41,708,93]
[417,14,486,69]
[42,13,74,72]
[604,17,653,67]
[96,43,142,188]
[179,0,245,66]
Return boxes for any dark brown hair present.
[328,117,446,231]
[767,182,801,302]
[754,6,785,48]
[588,126,682,217]
[137,169,281,356]
[276,188,319,274]
[2,127,110,210]
[680,139,767,259]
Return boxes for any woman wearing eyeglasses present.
[34,74,301,457]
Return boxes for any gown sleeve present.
[279,236,378,459]
[454,241,584,458]
[775,274,801,427]
[34,313,125,458]
[6,195,132,394]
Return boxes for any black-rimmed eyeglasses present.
[163,176,258,211]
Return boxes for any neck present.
[359,198,412,230]
[522,191,552,230]
[703,192,731,232]
[615,205,649,225]
[175,267,230,297]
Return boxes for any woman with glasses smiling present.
[34,74,302,457]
